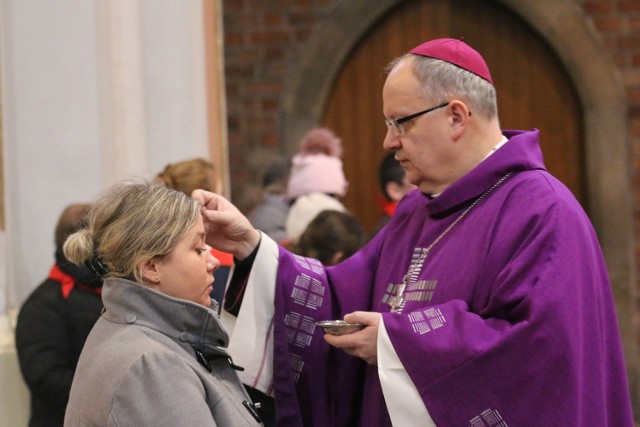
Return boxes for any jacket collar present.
[101,277,229,356]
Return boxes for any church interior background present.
[0,0,638,424]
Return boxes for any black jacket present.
[15,250,103,427]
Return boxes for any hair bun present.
[63,228,96,265]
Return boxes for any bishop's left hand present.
[323,311,381,365]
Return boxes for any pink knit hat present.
[286,128,348,199]
[409,38,493,84]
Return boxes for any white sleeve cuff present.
[377,317,435,426]
[221,232,279,394]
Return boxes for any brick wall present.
[583,0,640,372]
[222,0,338,212]
[582,0,640,177]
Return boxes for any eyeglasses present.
[385,101,450,134]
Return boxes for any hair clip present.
[86,255,109,277]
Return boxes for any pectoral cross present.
[388,276,409,313]
[385,251,426,313]
[389,283,407,313]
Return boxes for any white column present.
[98,0,150,181]
[140,0,210,169]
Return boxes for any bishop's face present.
[382,59,458,196]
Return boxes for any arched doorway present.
[322,0,583,232]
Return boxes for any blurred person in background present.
[247,158,291,244]
[371,152,416,236]
[290,210,365,266]
[16,203,103,427]
[284,127,349,246]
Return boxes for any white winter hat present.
[285,192,346,244]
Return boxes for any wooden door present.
[323,0,583,233]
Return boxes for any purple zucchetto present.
[409,38,493,84]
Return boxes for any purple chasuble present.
[271,129,634,426]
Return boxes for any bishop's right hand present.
[191,189,261,260]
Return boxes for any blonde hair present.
[156,157,218,195]
[63,178,200,283]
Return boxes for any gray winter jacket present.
[64,277,262,426]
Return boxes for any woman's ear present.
[139,258,160,285]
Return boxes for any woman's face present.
[150,215,219,307]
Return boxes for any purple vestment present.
[271,129,634,426]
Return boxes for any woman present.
[63,179,262,426]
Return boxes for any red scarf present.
[48,264,102,299]
[381,200,398,217]
[375,192,398,217]
[211,248,234,267]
